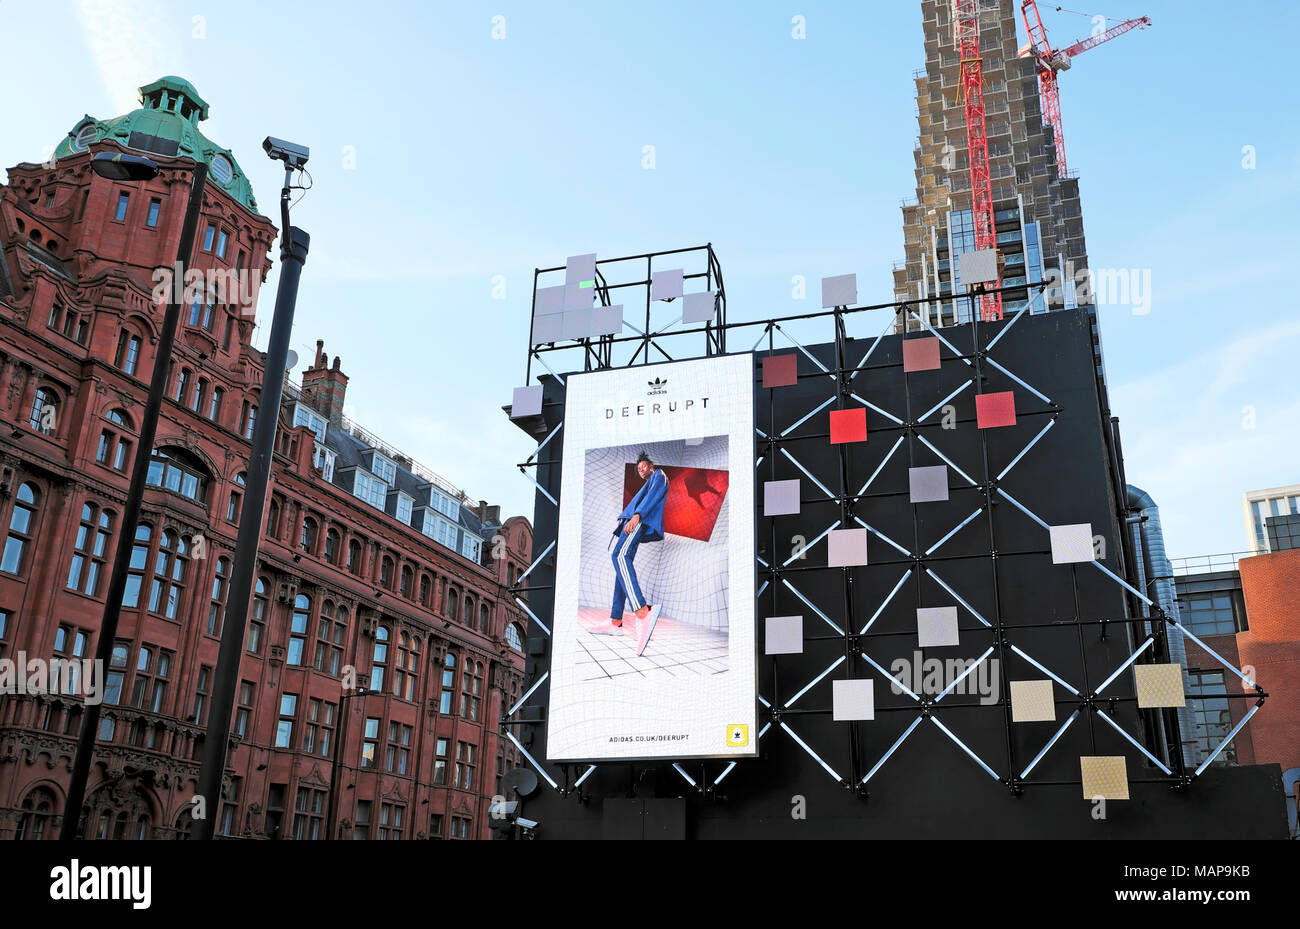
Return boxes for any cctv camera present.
[263,136,309,169]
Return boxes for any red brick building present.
[0,77,529,840]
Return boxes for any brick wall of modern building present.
[1236,550,1300,777]
[0,80,528,840]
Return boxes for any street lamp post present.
[60,152,208,840]
[328,687,369,840]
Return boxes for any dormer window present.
[393,492,413,526]
[368,453,396,486]
[313,443,335,482]
[353,470,386,508]
[293,404,327,443]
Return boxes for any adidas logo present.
[647,376,668,396]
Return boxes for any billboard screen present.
[547,353,757,761]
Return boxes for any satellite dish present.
[285,349,299,371]
[501,767,540,798]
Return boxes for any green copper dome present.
[55,76,260,214]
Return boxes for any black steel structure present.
[504,246,1287,839]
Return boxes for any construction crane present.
[1018,3,1152,176]
[954,0,1002,321]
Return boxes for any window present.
[429,814,443,839]
[370,626,388,691]
[506,623,524,652]
[0,610,8,658]
[29,387,56,433]
[190,378,206,413]
[313,443,335,482]
[439,653,455,714]
[47,303,64,332]
[67,503,113,596]
[347,539,361,574]
[114,192,129,222]
[300,517,318,554]
[400,564,413,598]
[293,404,327,442]
[1187,670,1236,765]
[454,741,476,790]
[314,602,346,676]
[192,665,211,725]
[16,788,57,841]
[104,640,129,710]
[479,603,490,633]
[370,454,397,485]
[433,738,448,784]
[450,817,472,839]
[380,556,394,590]
[461,534,482,562]
[352,470,387,508]
[146,198,160,227]
[419,573,431,607]
[1179,594,1238,637]
[445,587,459,621]
[234,681,255,738]
[208,387,223,422]
[203,224,215,251]
[265,785,286,838]
[207,557,230,635]
[460,661,482,722]
[1,483,39,575]
[216,230,228,260]
[384,722,412,774]
[288,594,310,666]
[275,693,297,748]
[115,331,142,375]
[393,632,418,700]
[243,403,257,440]
[395,493,413,525]
[377,802,405,840]
[422,511,459,549]
[303,698,336,758]
[324,529,340,564]
[292,786,324,840]
[121,523,151,608]
[173,368,189,403]
[353,800,372,840]
[247,578,267,653]
[361,717,380,768]
[148,530,188,619]
[146,447,209,503]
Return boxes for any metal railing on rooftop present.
[1169,552,1255,577]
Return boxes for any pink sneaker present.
[636,605,662,656]
[590,621,625,636]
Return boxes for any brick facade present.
[0,81,528,840]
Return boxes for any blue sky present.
[2,0,1297,558]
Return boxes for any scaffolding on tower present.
[954,0,1002,322]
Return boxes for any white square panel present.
[765,615,803,655]
[916,606,959,648]
[832,678,874,721]
[821,273,857,308]
[561,309,593,340]
[534,284,565,315]
[565,253,596,285]
[651,268,684,301]
[682,291,716,323]
[510,385,543,419]
[531,313,563,344]
[591,305,624,336]
[1050,523,1094,564]
[957,248,999,285]
[563,281,592,311]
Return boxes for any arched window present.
[370,626,389,691]
[173,368,189,404]
[208,387,223,422]
[394,632,418,700]
[418,573,431,607]
[207,556,230,635]
[1,483,40,575]
[445,587,459,620]
[479,603,490,633]
[148,530,188,619]
[400,565,413,599]
[67,502,113,596]
[106,409,128,426]
[248,577,268,654]
[300,517,318,554]
[115,330,142,375]
[15,787,58,840]
[266,497,281,537]
[462,596,473,626]
[347,539,361,574]
[122,523,151,608]
[315,601,346,676]
[29,387,56,433]
[227,472,245,523]
[288,594,310,665]
[380,556,394,590]
[506,623,524,652]
[146,447,210,504]
[97,410,133,472]
[324,529,340,564]
[506,563,515,587]
[190,377,206,413]
[439,653,456,714]
[460,660,482,721]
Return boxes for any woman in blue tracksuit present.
[594,452,668,639]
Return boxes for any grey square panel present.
[1050,523,1094,564]
[534,284,565,315]
[531,313,563,344]
[764,479,800,516]
[957,248,998,285]
[591,305,623,337]
[827,528,868,567]
[510,385,543,419]
[909,465,949,503]
[561,308,593,340]
[821,273,857,308]
[765,615,803,655]
[564,281,592,311]
[682,291,716,323]
[565,253,596,285]
[652,268,684,302]
[916,606,959,648]
[832,678,874,721]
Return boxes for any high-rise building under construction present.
[892,0,1100,374]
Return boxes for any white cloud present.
[74,0,179,114]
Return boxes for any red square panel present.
[902,337,941,372]
[622,464,729,542]
[829,407,867,444]
[975,391,1016,429]
[762,353,798,388]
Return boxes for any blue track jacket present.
[614,468,669,543]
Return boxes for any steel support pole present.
[60,162,209,840]
[193,196,309,839]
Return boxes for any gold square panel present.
[1009,680,1055,722]
[1080,756,1129,800]
[1134,663,1185,709]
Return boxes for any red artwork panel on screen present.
[622,464,730,542]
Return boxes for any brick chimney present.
[300,339,349,428]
